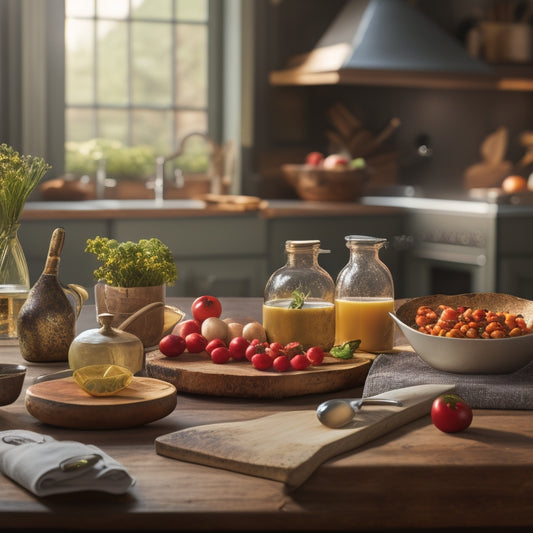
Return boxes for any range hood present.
[270,0,496,89]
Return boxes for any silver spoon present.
[317,397,403,428]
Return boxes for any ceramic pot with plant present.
[85,236,177,347]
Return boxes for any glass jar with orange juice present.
[263,240,335,351]
[335,235,395,353]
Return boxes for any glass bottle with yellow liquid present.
[335,235,395,353]
[263,240,335,351]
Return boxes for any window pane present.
[132,22,172,106]
[175,24,207,107]
[176,0,207,21]
[66,19,94,104]
[131,110,173,151]
[98,109,129,144]
[66,108,95,143]
[66,0,95,18]
[97,21,128,105]
[96,0,129,19]
[175,110,207,138]
[132,0,172,19]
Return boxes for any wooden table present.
[1,297,532,532]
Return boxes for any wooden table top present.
[1,297,532,532]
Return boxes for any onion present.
[226,322,244,340]
[242,321,267,343]
[201,317,229,342]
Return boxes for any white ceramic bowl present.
[391,293,533,374]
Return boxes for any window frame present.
[12,0,237,185]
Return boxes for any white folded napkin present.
[0,430,135,496]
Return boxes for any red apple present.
[305,151,324,166]
[323,154,349,169]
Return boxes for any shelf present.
[269,65,533,92]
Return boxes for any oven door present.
[405,242,496,297]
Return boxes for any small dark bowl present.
[0,364,27,406]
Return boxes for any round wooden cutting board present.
[145,351,375,399]
[25,377,177,429]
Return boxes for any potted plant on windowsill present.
[85,236,179,347]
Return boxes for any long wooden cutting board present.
[155,383,455,488]
[146,351,374,398]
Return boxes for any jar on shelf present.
[335,235,395,353]
[263,240,335,351]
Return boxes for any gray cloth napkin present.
[363,351,533,409]
[0,430,135,496]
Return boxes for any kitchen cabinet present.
[266,212,405,293]
[497,210,533,299]
[18,202,407,301]
[111,215,268,298]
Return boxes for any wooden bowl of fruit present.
[282,153,370,202]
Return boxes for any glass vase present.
[0,225,30,339]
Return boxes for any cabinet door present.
[168,258,267,297]
[498,257,533,300]
[267,214,405,295]
[112,216,268,297]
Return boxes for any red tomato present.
[185,332,208,353]
[191,295,222,323]
[174,319,201,338]
[251,352,273,370]
[431,394,473,433]
[228,336,250,360]
[306,346,325,366]
[159,334,186,358]
[273,354,290,372]
[290,353,311,371]
[205,338,226,354]
[210,346,231,364]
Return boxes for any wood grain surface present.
[155,383,455,488]
[25,376,177,429]
[146,350,375,398]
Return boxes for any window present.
[64,0,215,175]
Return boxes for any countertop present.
[1,297,532,532]
[20,198,401,220]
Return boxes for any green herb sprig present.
[85,236,178,288]
[288,287,309,309]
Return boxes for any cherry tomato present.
[290,353,310,371]
[245,341,267,361]
[306,346,325,366]
[228,336,250,360]
[251,352,273,370]
[273,354,290,372]
[185,332,208,353]
[205,338,226,355]
[159,334,186,358]
[210,346,231,364]
[191,295,222,323]
[431,394,473,433]
[173,319,201,338]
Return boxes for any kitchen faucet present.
[154,132,231,203]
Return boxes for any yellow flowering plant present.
[0,143,51,236]
[85,236,177,288]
